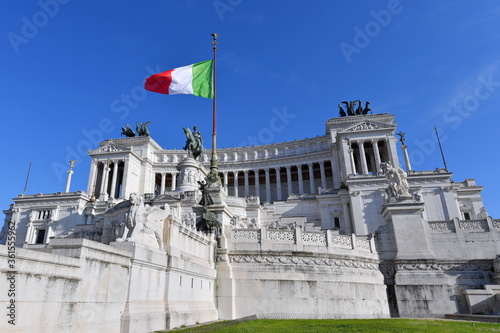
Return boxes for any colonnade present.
[345,137,397,175]
[87,159,126,200]
[220,160,335,203]
[154,172,179,195]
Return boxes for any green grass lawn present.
[163,319,500,333]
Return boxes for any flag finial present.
[211,33,219,51]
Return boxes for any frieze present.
[347,122,380,131]
[182,212,196,229]
[347,180,389,188]
[91,144,128,154]
[180,191,200,203]
[229,254,379,270]
[14,198,88,206]
[407,177,451,184]
[396,262,493,272]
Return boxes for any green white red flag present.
[144,60,213,98]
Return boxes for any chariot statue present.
[136,121,151,137]
[339,100,371,117]
[121,124,136,137]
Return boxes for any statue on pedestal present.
[381,162,410,200]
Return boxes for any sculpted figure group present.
[339,100,371,117]
[381,162,410,200]
[120,121,151,137]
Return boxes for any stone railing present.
[494,219,500,230]
[459,220,489,231]
[428,221,456,232]
[231,227,373,253]
[428,218,497,233]
[155,136,331,165]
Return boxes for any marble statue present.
[381,162,410,199]
[116,193,169,249]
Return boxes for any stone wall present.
[0,239,130,333]
[216,227,390,319]
[0,219,218,333]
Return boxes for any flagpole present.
[208,33,221,185]
[434,126,448,171]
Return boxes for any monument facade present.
[1,111,500,332]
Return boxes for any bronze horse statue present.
[183,127,204,160]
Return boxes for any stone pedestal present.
[111,242,168,333]
[176,157,207,192]
[205,184,237,319]
[381,199,434,260]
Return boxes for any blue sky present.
[2,1,500,217]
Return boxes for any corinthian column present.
[357,140,368,175]
[275,167,282,200]
[308,163,315,194]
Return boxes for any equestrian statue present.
[183,125,205,160]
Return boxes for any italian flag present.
[144,60,213,98]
